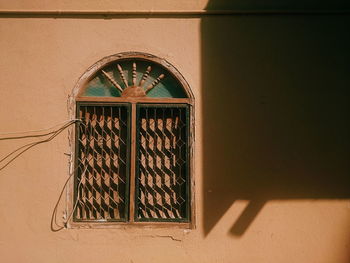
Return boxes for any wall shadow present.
[201,1,350,236]
[204,0,350,11]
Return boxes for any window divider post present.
[128,102,137,222]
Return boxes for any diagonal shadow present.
[201,0,350,236]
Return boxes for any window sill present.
[67,221,193,229]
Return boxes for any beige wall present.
[0,2,350,262]
[1,0,349,11]
[0,0,208,11]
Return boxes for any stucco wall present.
[0,1,349,262]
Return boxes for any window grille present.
[71,52,194,226]
[136,105,189,221]
[75,104,130,221]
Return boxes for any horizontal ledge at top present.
[0,9,349,17]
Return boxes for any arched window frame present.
[67,52,195,229]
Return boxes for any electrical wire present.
[0,118,85,231]
[0,119,81,140]
[0,120,77,162]
[51,165,88,232]
[0,120,80,171]
[51,123,118,231]
[0,118,99,232]
[51,124,94,231]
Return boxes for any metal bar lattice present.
[74,104,130,221]
[135,105,189,221]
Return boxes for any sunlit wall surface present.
[0,1,349,262]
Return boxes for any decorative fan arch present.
[101,62,164,97]
[76,52,193,100]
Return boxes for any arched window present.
[69,52,194,227]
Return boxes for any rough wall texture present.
[0,1,350,262]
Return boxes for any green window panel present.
[135,104,190,222]
[81,60,188,98]
[74,103,131,222]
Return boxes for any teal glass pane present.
[83,75,122,97]
[80,59,187,98]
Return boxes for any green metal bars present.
[135,104,190,222]
[74,103,131,222]
[74,102,190,223]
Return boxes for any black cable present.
[0,120,80,171]
[0,119,80,141]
